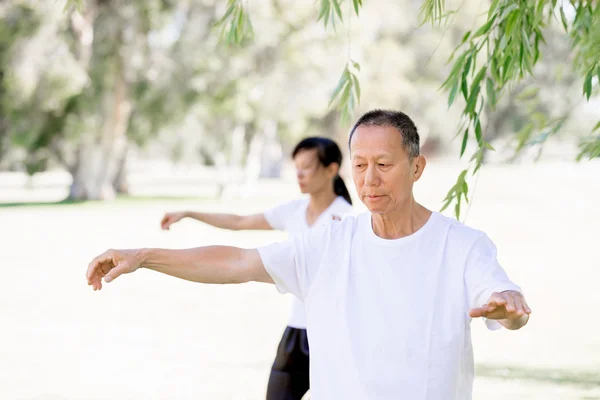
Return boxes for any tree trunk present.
[67,4,132,201]
[258,119,282,178]
[112,144,129,194]
[69,63,132,200]
[218,125,246,199]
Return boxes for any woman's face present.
[293,149,335,194]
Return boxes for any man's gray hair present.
[349,109,420,159]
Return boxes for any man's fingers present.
[487,293,507,308]
[86,250,119,289]
[503,294,516,313]
[523,300,532,314]
[87,252,111,281]
[104,259,134,283]
[513,297,532,316]
[469,307,486,318]
[513,297,525,316]
[89,272,102,290]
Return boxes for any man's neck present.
[371,200,432,240]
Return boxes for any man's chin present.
[367,208,388,214]
[362,202,388,214]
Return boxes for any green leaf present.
[499,3,518,20]
[484,141,495,151]
[518,42,525,75]
[462,180,469,203]
[466,67,486,114]
[486,77,497,107]
[473,158,483,174]
[522,28,533,56]
[559,7,569,31]
[488,0,500,19]
[505,11,519,36]
[516,122,535,151]
[448,81,459,108]
[227,19,237,43]
[216,3,236,27]
[491,58,500,82]
[236,6,245,29]
[536,29,546,45]
[523,50,533,76]
[593,121,600,132]
[329,70,349,107]
[348,90,356,114]
[475,119,483,144]
[330,81,349,107]
[442,51,469,89]
[322,0,331,27]
[473,14,498,38]
[461,31,472,44]
[533,32,541,64]
[440,198,453,212]
[534,0,546,23]
[460,52,473,101]
[460,128,469,157]
[351,74,361,103]
[461,76,469,103]
[318,0,329,21]
[463,54,473,79]
[466,88,480,115]
[339,84,352,109]
[353,0,361,16]
[351,60,361,72]
[583,69,593,100]
[333,0,343,22]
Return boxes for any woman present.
[160,137,354,399]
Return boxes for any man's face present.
[350,125,425,214]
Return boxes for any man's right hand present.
[161,212,187,230]
[86,249,143,290]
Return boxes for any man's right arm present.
[86,246,272,291]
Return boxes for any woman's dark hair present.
[292,137,353,205]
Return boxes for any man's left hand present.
[469,290,531,329]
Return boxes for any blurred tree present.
[168,0,599,217]
[3,0,596,209]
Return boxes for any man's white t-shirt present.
[257,211,521,400]
[263,196,354,329]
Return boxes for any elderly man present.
[87,109,530,399]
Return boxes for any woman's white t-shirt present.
[257,211,521,399]
[263,196,354,329]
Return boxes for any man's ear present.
[413,156,426,182]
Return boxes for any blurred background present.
[0,0,598,399]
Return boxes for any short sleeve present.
[256,223,330,300]
[465,233,522,330]
[263,200,301,231]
